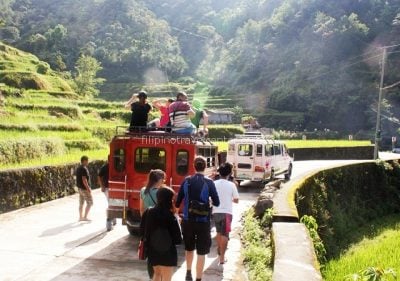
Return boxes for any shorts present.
[182,220,211,255]
[213,213,232,237]
[79,189,93,208]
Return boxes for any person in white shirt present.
[212,163,239,265]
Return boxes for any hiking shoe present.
[185,271,193,281]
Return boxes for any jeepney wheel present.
[284,164,293,181]
[127,224,139,236]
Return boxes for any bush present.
[242,208,273,281]
[0,137,66,164]
[0,160,104,213]
[208,125,244,139]
[36,62,50,74]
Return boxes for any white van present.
[226,133,293,184]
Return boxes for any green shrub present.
[0,137,66,164]
[242,208,273,281]
[36,62,50,74]
[300,215,327,264]
[208,125,244,139]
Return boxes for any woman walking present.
[140,169,166,279]
[141,187,182,281]
[140,169,166,215]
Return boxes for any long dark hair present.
[156,187,175,211]
[144,169,165,194]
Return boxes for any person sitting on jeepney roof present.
[191,99,209,137]
[168,91,195,134]
[124,91,152,131]
[152,98,174,128]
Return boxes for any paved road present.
[1,154,399,281]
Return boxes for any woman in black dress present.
[141,187,182,281]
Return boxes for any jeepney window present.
[265,144,273,156]
[238,144,253,156]
[176,150,189,176]
[256,144,263,156]
[114,148,125,172]
[197,147,217,168]
[274,144,281,155]
[135,148,166,173]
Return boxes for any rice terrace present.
[1,1,400,281]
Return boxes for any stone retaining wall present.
[0,160,105,213]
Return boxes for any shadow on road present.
[40,221,90,237]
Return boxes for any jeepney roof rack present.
[114,126,217,146]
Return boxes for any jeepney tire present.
[127,224,139,236]
[284,164,293,181]
[106,220,112,232]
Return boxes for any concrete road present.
[1,154,399,281]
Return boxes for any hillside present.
[1,0,400,136]
[0,42,126,169]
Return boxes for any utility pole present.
[373,47,387,160]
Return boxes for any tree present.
[73,55,105,98]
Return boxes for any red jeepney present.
[107,128,218,234]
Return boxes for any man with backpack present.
[175,156,220,281]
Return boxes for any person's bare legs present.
[83,204,91,220]
[196,255,206,280]
[79,204,83,221]
[186,250,194,272]
[219,235,228,263]
[152,266,162,281]
[159,266,173,281]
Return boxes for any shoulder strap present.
[148,188,157,205]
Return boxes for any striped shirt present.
[168,101,192,129]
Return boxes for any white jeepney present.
[226,132,293,184]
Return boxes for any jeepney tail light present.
[254,166,265,172]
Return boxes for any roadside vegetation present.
[242,208,273,281]
[324,214,400,281]
[296,161,400,281]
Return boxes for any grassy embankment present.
[323,214,400,281]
